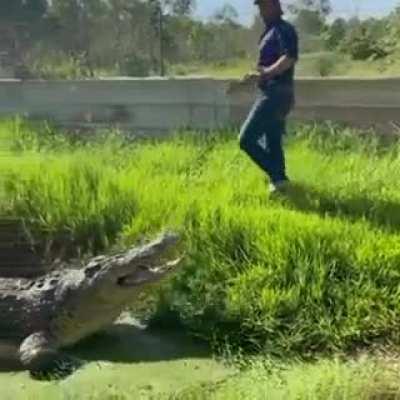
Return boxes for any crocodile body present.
[0,232,181,373]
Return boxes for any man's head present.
[254,0,283,21]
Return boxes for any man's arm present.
[258,22,298,80]
[257,54,296,80]
[238,54,294,85]
[239,23,298,85]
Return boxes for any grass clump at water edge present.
[0,117,400,359]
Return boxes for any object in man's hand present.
[226,72,259,94]
[257,66,272,80]
[242,72,260,85]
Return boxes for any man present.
[238,0,299,194]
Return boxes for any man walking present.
[238,0,299,194]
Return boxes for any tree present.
[147,0,196,75]
[148,0,196,17]
[340,20,389,60]
[289,0,331,34]
[323,18,347,50]
[49,0,109,74]
[0,0,47,22]
[288,0,331,52]
[0,0,48,73]
[288,0,331,16]
[386,7,400,55]
[189,22,214,62]
[169,0,196,16]
[213,3,239,26]
[294,9,325,35]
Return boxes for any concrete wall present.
[229,77,400,134]
[0,77,399,134]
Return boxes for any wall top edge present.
[0,76,399,84]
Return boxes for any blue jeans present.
[239,85,294,184]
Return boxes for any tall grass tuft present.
[1,117,400,357]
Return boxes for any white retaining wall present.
[0,77,399,134]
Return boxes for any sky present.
[195,0,399,25]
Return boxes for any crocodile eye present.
[84,264,102,278]
[36,279,45,289]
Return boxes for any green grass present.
[25,49,400,80]
[1,117,400,357]
[1,322,400,400]
[4,353,400,399]
[1,117,400,397]
[0,357,400,400]
[158,354,400,400]
[5,357,400,400]
[0,358,230,400]
[169,52,400,78]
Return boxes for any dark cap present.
[254,0,282,6]
[254,0,283,14]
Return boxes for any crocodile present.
[0,231,182,374]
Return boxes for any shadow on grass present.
[71,321,210,364]
[0,348,84,381]
[275,182,400,232]
[0,319,210,381]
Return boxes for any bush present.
[312,54,337,77]
[120,54,152,77]
[25,48,95,79]
[323,18,347,51]
[341,25,389,61]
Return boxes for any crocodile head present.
[50,232,183,347]
[81,231,182,301]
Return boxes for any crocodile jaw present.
[116,257,182,288]
[83,231,182,290]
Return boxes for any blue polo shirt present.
[258,17,298,89]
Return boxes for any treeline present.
[286,0,400,61]
[323,11,400,61]
[0,0,399,78]
[1,0,260,78]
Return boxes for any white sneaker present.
[269,180,290,194]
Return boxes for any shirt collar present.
[263,15,282,29]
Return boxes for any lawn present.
[162,354,400,400]
[169,52,400,79]
[0,318,232,400]
[1,117,400,398]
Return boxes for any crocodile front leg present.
[18,331,83,379]
[18,331,59,373]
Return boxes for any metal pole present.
[158,5,165,76]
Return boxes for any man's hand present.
[226,71,260,94]
[257,65,273,80]
[241,72,260,85]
